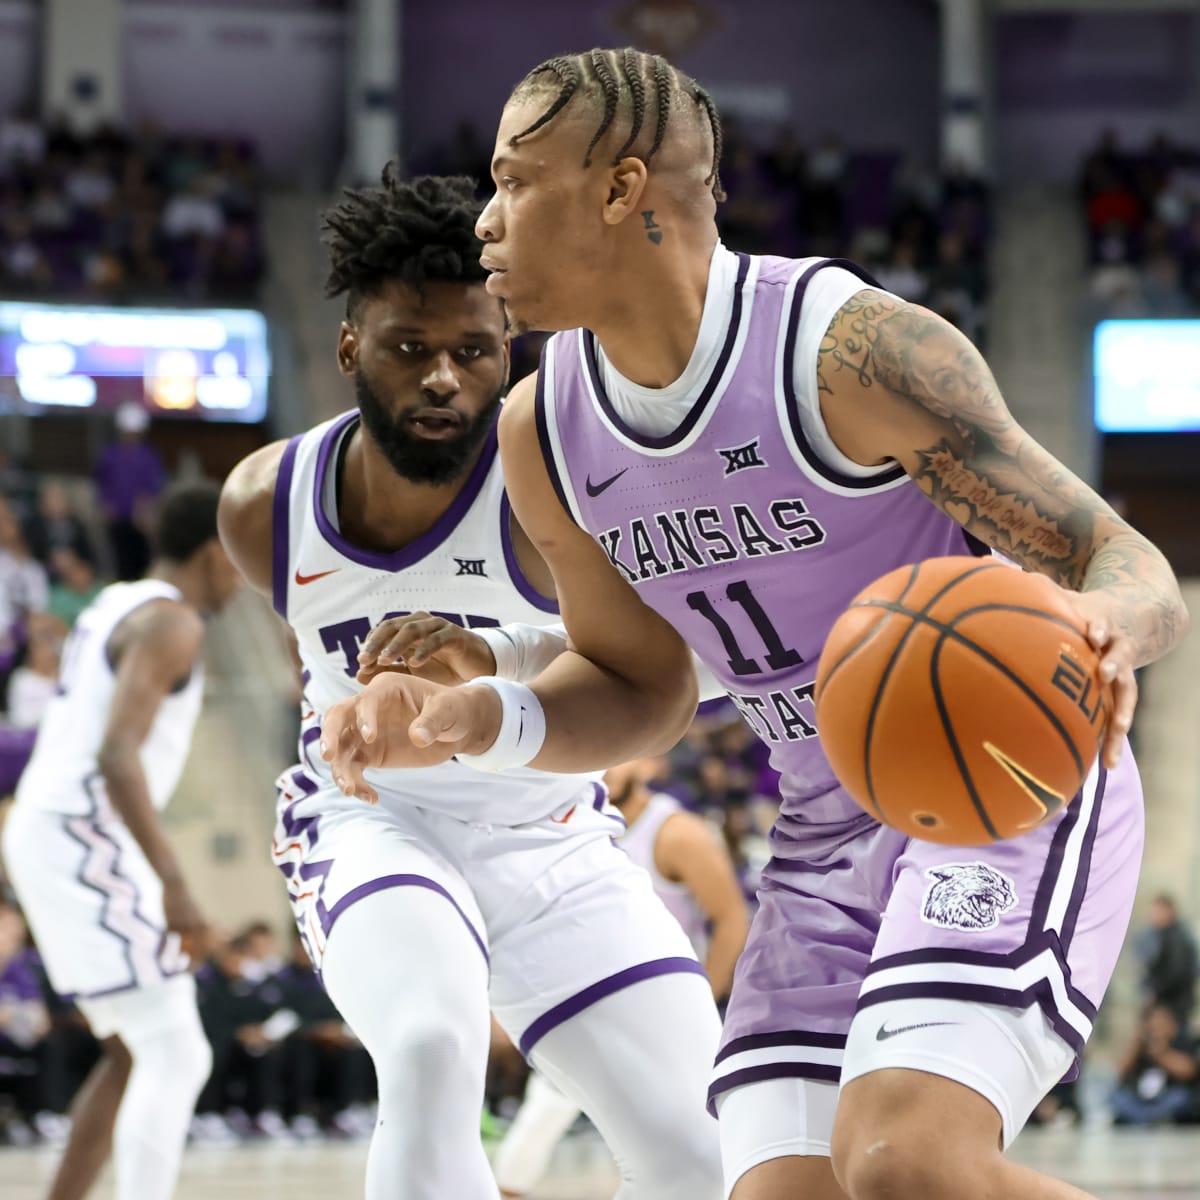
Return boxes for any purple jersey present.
[537,253,979,855]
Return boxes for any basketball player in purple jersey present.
[322,50,1189,1200]
[219,171,721,1199]
[3,483,240,1200]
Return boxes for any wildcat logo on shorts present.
[920,862,1018,932]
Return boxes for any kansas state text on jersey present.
[536,250,984,850]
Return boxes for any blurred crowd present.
[0,110,265,304]
[1083,129,1200,322]
[0,900,376,1146]
[0,404,170,751]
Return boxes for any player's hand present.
[1058,589,1131,770]
[355,612,497,687]
[162,877,211,964]
[320,673,503,803]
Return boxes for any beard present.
[355,369,502,485]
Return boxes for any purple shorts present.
[710,750,1143,1111]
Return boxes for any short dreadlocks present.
[509,47,725,201]
[320,166,487,318]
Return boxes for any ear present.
[602,156,650,226]
[336,321,358,378]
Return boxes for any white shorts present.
[716,994,1075,1194]
[2,803,188,1001]
[272,768,706,1054]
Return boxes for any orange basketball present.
[814,556,1111,845]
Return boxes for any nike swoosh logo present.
[295,568,341,586]
[876,1020,960,1042]
[550,805,577,825]
[585,468,629,497]
[983,742,1066,828]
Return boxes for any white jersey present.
[620,793,709,959]
[274,410,601,825]
[15,580,204,817]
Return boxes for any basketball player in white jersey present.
[492,754,750,1197]
[2,481,241,1200]
[217,169,721,1200]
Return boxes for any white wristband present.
[456,677,546,772]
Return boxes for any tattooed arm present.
[816,289,1189,766]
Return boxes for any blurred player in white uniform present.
[218,169,722,1200]
[494,755,750,1197]
[3,482,242,1200]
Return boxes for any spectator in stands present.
[1111,1004,1199,1126]
[1137,894,1199,1029]
[0,497,49,675]
[46,546,103,629]
[4,613,62,730]
[0,899,50,1141]
[93,402,166,581]
[1,213,53,293]
[25,480,92,567]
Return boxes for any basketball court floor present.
[0,1124,1197,1198]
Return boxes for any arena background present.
[0,0,1197,1195]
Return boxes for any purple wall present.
[0,0,36,117]
[401,0,940,169]
[996,11,1200,181]
[122,3,346,175]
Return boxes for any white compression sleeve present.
[478,622,728,703]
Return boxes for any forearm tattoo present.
[817,291,1186,662]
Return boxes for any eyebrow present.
[490,153,530,176]
[378,325,499,340]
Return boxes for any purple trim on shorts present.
[313,411,499,569]
[1058,767,1107,952]
[714,1029,847,1067]
[780,258,907,491]
[271,434,302,617]
[58,775,172,996]
[855,980,1090,1057]
[533,345,575,524]
[322,874,489,965]
[581,253,751,451]
[498,492,558,613]
[862,933,1098,1020]
[518,957,707,1057]
[66,968,191,1004]
[707,1062,842,1115]
[300,725,323,772]
[591,781,626,831]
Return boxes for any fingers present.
[1090,631,1137,770]
[1102,667,1137,770]
[402,623,463,668]
[409,690,475,749]
[358,614,452,668]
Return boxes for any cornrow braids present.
[583,48,619,167]
[692,84,726,202]
[320,165,487,317]
[510,47,724,200]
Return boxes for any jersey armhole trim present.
[779,258,907,493]
[533,338,578,527]
[499,491,559,614]
[272,435,303,618]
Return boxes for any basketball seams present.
[860,598,1090,780]
[817,563,922,696]
[928,635,1001,841]
[860,563,1001,824]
